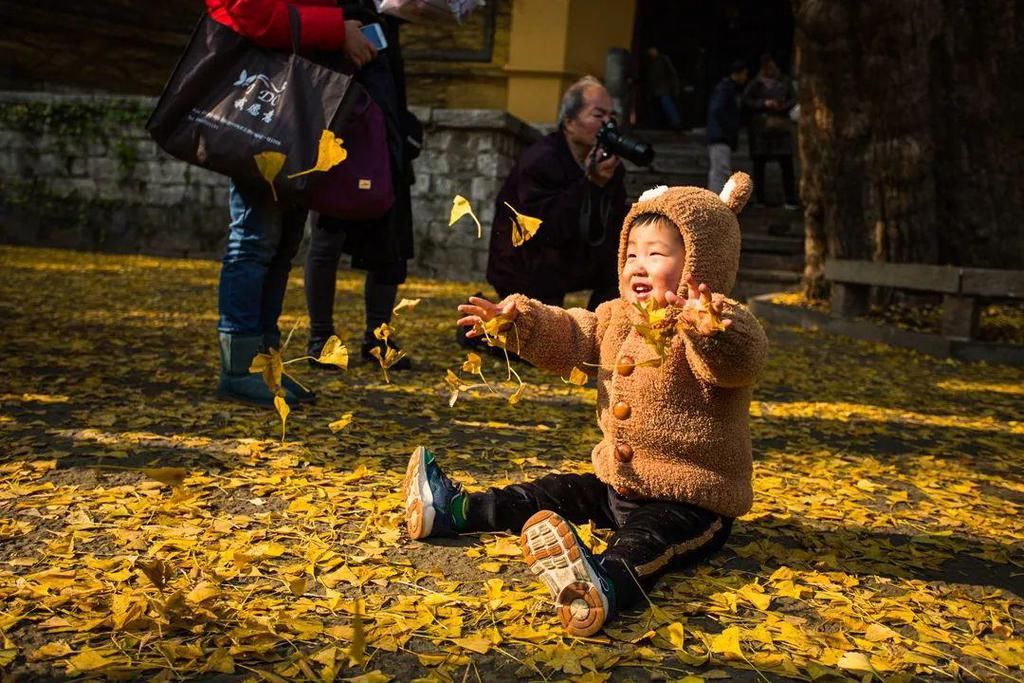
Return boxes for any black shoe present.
[361,339,412,371]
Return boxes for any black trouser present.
[305,222,398,349]
[466,472,732,609]
[752,154,798,205]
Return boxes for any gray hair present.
[557,75,604,129]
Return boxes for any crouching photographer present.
[483,76,653,313]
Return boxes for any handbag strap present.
[287,5,301,53]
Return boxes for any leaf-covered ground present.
[0,245,1022,683]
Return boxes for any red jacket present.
[206,0,347,52]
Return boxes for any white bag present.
[375,0,485,24]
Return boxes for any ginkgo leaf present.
[274,395,290,443]
[709,626,743,659]
[562,367,588,386]
[137,558,173,590]
[462,352,482,375]
[392,298,421,315]
[503,202,542,247]
[836,651,874,673]
[450,195,483,239]
[142,467,188,488]
[317,336,349,369]
[328,413,353,433]
[373,323,393,343]
[287,130,348,178]
[250,349,284,394]
[445,368,462,407]
[254,151,286,201]
[507,381,526,405]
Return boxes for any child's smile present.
[620,218,686,306]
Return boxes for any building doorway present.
[630,0,793,130]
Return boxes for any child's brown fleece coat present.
[503,174,767,518]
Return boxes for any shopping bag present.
[147,7,354,199]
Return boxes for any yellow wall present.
[404,0,635,122]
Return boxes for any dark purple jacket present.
[486,131,627,299]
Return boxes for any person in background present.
[207,0,376,406]
[482,76,627,313]
[304,0,420,372]
[742,54,799,209]
[706,59,749,193]
[645,47,683,132]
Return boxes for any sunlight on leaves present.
[287,130,348,178]
[503,202,542,247]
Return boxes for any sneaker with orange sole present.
[520,510,616,637]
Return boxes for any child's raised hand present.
[667,277,732,336]
[457,296,518,338]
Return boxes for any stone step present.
[742,233,804,254]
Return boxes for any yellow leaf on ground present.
[254,151,286,201]
[328,414,353,433]
[453,635,492,654]
[66,648,113,674]
[449,195,482,238]
[142,467,188,488]
[478,561,503,573]
[709,626,743,659]
[346,600,366,667]
[204,648,235,674]
[344,672,391,683]
[836,651,873,673]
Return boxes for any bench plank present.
[825,259,961,293]
[960,268,1024,298]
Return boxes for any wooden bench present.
[825,259,1024,341]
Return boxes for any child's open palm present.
[457,296,518,339]
[665,277,732,337]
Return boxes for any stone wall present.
[0,91,540,281]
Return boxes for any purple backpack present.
[311,88,394,220]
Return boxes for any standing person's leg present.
[402,446,614,539]
[261,206,307,349]
[305,217,348,359]
[779,154,799,208]
[217,180,299,406]
[707,143,732,193]
[361,265,412,370]
[659,95,683,131]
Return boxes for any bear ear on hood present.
[719,172,753,214]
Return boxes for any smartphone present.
[360,23,388,51]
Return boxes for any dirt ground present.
[0,246,1022,682]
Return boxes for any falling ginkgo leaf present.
[503,202,542,247]
[462,352,482,375]
[254,151,286,201]
[562,367,589,386]
[328,413,353,433]
[633,299,675,361]
[250,349,284,395]
[317,336,349,369]
[274,395,290,443]
[392,298,421,316]
[373,323,393,343]
[450,195,483,239]
[287,130,348,178]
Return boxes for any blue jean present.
[659,95,682,131]
[217,180,307,338]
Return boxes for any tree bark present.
[794,0,1024,297]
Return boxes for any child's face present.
[620,219,686,306]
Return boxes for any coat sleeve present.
[501,295,610,377]
[679,301,768,388]
[206,0,347,51]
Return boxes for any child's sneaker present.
[520,510,616,637]
[403,446,468,539]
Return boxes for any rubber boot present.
[218,333,299,407]
[263,333,317,403]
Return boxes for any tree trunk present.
[794,0,1024,297]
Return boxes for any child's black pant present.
[466,472,733,609]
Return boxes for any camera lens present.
[597,122,655,166]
